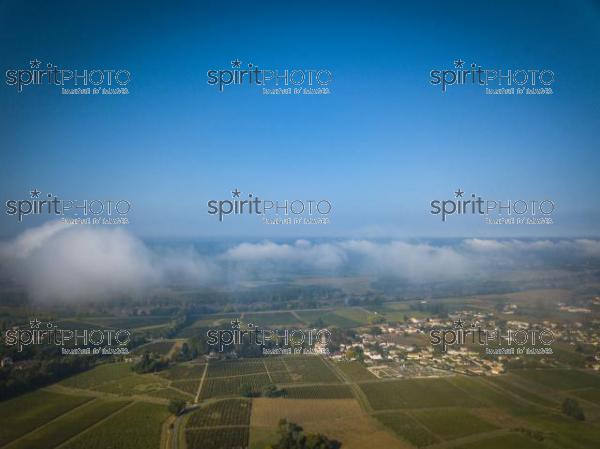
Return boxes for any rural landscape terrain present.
[1,257,600,449]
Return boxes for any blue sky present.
[0,0,598,239]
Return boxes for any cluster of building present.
[329,302,600,378]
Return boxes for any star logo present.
[454,59,465,69]
[30,188,41,198]
[231,319,241,329]
[30,59,41,69]
[453,318,464,329]
[232,188,241,198]
[30,318,41,329]
[231,59,241,68]
[454,188,464,198]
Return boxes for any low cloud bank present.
[1,222,598,302]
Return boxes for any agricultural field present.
[61,402,169,449]
[7,399,130,449]
[187,399,252,427]
[145,387,193,401]
[283,384,354,399]
[159,362,205,380]
[243,311,304,326]
[133,340,175,355]
[283,356,340,383]
[359,378,481,410]
[250,398,405,449]
[447,377,524,411]
[67,315,172,329]
[453,432,550,449]
[486,375,558,407]
[571,387,600,406]
[375,412,439,447]
[186,427,250,449]
[0,390,92,447]
[409,408,498,441]
[59,362,168,396]
[336,360,376,381]
[171,379,201,396]
[295,310,361,328]
[59,363,132,390]
[200,373,272,399]
[512,369,600,391]
[207,359,267,378]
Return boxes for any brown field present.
[250,398,408,449]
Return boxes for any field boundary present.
[195,362,209,403]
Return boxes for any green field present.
[171,379,201,396]
[0,390,92,446]
[133,340,174,355]
[283,384,354,399]
[60,363,133,389]
[243,311,303,326]
[296,310,361,328]
[571,387,600,406]
[486,375,558,407]
[62,402,169,449]
[60,362,168,396]
[207,359,267,378]
[145,387,193,401]
[336,361,376,381]
[8,399,130,449]
[453,432,549,449]
[448,377,525,411]
[159,363,205,380]
[187,399,252,427]
[375,412,439,447]
[359,378,481,410]
[200,373,272,399]
[186,427,250,449]
[513,369,600,391]
[410,409,498,440]
[283,356,340,383]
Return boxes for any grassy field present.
[187,399,252,427]
[283,385,354,399]
[61,402,169,449]
[359,378,481,410]
[0,390,92,446]
[336,361,376,381]
[8,399,130,449]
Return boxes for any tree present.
[562,398,585,421]
[168,398,186,416]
